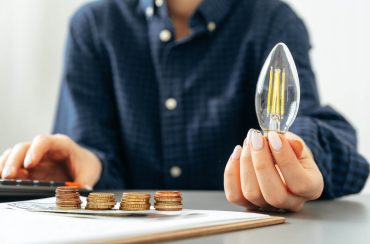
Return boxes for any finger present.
[267,132,317,199]
[285,132,305,159]
[25,134,74,169]
[2,143,30,179]
[240,130,267,207]
[0,148,12,177]
[16,168,30,179]
[251,130,304,211]
[288,139,303,159]
[224,145,257,209]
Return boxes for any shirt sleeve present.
[262,4,369,199]
[53,5,126,189]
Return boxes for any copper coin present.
[154,191,182,197]
[56,186,78,192]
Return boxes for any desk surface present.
[2,191,368,243]
[155,191,369,244]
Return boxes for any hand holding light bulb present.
[224,43,324,212]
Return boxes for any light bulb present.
[255,43,300,134]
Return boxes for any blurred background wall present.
[0,0,369,192]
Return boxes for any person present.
[0,0,368,212]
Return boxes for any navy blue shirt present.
[54,0,369,198]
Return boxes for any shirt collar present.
[138,0,153,11]
[196,0,236,26]
[138,0,236,26]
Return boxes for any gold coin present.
[56,200,82,204]
[154,197,182,202]
[121,199,150,203]
[85,207,113,210]
[57,205,81,210]
[86,205,116,209]
[154,203,183,207]
[120,206,150,211]
[155,205,183,211]
[57,202,82,205]
[122,192,150,195]
[86,202,116,207]
[88,198,114,202]
[56,198,81,202]
[56,193,77,198]
[120,203,150,207]
[88,192,115,198]
[86,204,116,208]
[155,207,182,211]
[120,208,150,211]
[122,197,150,202]
[57,205,82,209]
[154,202,182,206]
[57,203,81,206]
[121,194,150,199]
[93,196,115,199]
[86,205,115,210]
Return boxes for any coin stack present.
[55,186,82,210]
[119,192,151,211]
[85,192,116,210]
[154,191,183,211]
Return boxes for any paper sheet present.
[1,197,268,243]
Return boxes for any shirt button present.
[159,29,172,42]
[165,98,177,110]
[170,166,182,178]
[155,0,163,7]
[145,6,154,17]
[207,22,216,32]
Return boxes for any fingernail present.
[24,154,32,168]
[268,131,282,151]
[251,130,263,150]
[231,145,242,160]
[2,166,12,178]
[244,129,253,147]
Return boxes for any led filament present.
[255,43,300,133]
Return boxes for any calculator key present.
[33,180,51,187]
[17,179,33,186]
[50,181,65,187]
[1,180,17,185]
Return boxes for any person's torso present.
[87,0,283,189]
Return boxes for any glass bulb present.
[255,42,300,134]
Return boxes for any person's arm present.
[262,4,369,198]
[0,5,122,188]
[53,5,126,189]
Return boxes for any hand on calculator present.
[0,134,102,188]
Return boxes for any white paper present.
[1,197,268,244]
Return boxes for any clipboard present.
[95,216,285,243]
[3,198,285,243]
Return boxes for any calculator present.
[0,179,90,202]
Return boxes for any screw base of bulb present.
[261,129,286,136]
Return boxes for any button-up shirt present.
[54,0,369,198]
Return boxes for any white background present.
[0,0,369,192]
